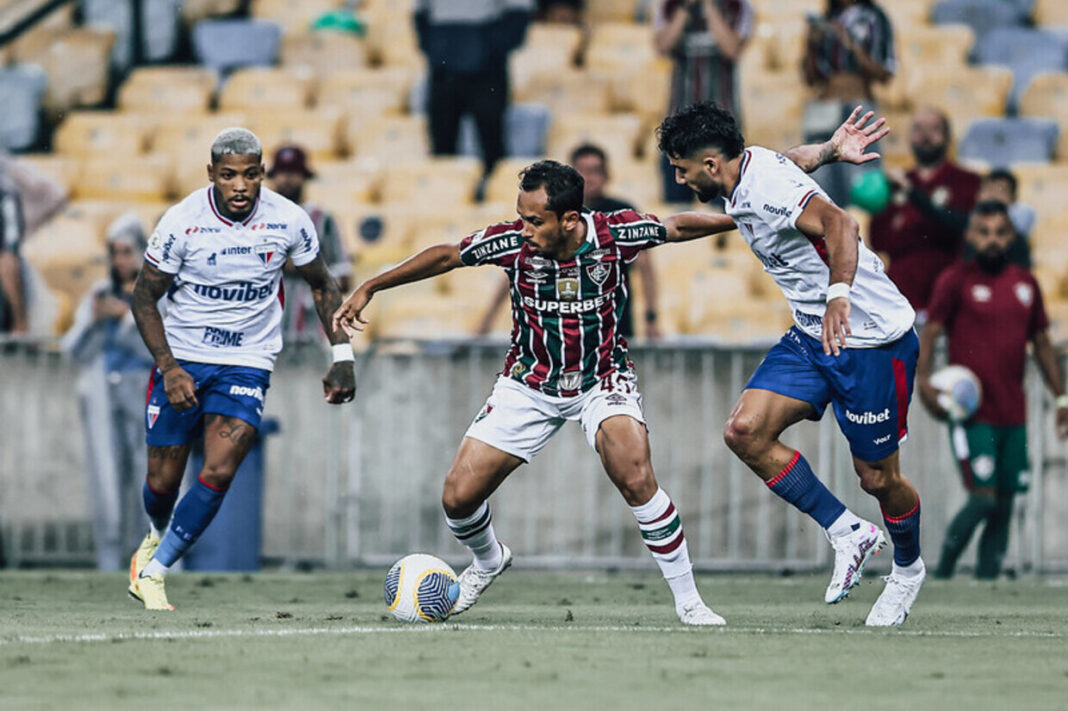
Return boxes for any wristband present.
[826,282,851,303]
[332,343,355,363]
[1056,394,1068,409]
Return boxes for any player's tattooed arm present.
[794,196,859,356]
[296,254,357,404]
[785,106,889,173]
[332,243,464,336]
[131,262,198,410]
[663,212,737,242]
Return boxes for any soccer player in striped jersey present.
[334,126,872,624]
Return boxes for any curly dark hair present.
[656,102,746,160]
[519,160,585,217]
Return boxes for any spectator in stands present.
[655,0,754,203]
[800,0,895,207]
[918,200,1068,580]
[476,143,661,338]
[869,107,981,321]
[976,169,1035,268]
[61,213,154,570]
[415,0,534,176]
[267,145,352,345]
[0,171,28,334]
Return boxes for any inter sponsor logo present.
[202,326,245,347]
[220,246,254,256]
[192,282,274,301]
[522,293,608,314]
[845,408,890,425]
[228,385,265,403]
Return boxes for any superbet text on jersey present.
[144,186,320,371]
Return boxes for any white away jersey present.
[144,186,320,370]
[724,146,915,347]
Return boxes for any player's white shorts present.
[464,371,646,462]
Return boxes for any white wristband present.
[826,282,851,303]
[332,343,355,363]
[1056,394,1068,409]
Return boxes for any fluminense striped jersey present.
[459,209,667,396]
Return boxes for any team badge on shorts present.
[254,243,275,266]
[147,404,161,429]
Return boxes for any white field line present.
[1,623,1063,646]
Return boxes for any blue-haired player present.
[658,103,925,626]
[128,128,356,609]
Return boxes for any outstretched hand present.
[830,106,889,165]
[332,288,371,338]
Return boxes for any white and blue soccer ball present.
[384,554,460,623]
[931,364,982,422]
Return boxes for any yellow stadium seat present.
[251,0,340,34]
[54,112,151,156]
[585,0,642,23]
[365,11,424,68]
[21,209,108,328]
[523,23,584,59]
[181,0,244,24]
[380,157,484,206]
[604,161,661,210]
[752,0,822,23]
[14,154,80,194]
[513,68,613,116]
[151,112,249,156]
[281,30,369,76]
[1032,213,1068,253]
[608,56,672,118]
[881,0,935,28]
[316,67,414,117]
[118,67,216,115]
[74,154,172,202]
[1014,164,1068,220]
[1020,72,1068,122]
[548,113,643,166]
[510,30,580,92]
[897,24,973,69]
[1035,0,1068,26]
[909,66,1013,137]
[303,159,382,206]
[218,68,314,112]
[246,109,344,162]
[347,115,429,162]
[484,158,543,203]
[13,27,116,117]
[873,65,913,113]
[586,22,658,76]
[739,74,805,143]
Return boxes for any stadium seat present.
[316,68,414,117]
[218,67,314,112]
[180,0,244,25]
[0,65,46,151]
[13,154,79,194]
[881,0,937,28]
[585,0,643,23]
[346,115,429,162]
[607,161,663,210]
[974,28,1068,110]
[931,0,1028,39]
[1019,72,1068,120]
[118,67,216,115]
[12,27,116,118]
[364,10,423,68]
[83,0,180,69]
[1012,163,1068,214]
[153,113,250,195]
[74,154,172,202]
[609,57,672,119]
[484,157,546,203]
[303,159,382,207]
[251,0,342,35]
[192,18,282,74]
[1035,0,1068,26]
[896,24,974,70]
[958,118,1059,166]
[909,66,1014,136]
[518,23,584,67]
[548,113,643,167]
[53,112,151,156]
[513,68,613,116]
[245,109,344,161]
[586,22,658,76]
[380,157,483,206]
[739,74,805,148]
[281,30,368,76]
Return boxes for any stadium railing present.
[2,337,1066,575]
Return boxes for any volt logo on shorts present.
[229,385,264,403]
[845,408,891,425]
[191,282,274,301]
[202,326,245,347]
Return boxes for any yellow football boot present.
[128,533,174,610]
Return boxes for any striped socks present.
[445,501,503,572]
[630,488,701,610]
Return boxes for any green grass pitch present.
[2,570,1066,710]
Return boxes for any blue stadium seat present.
[931,0,1028,40]
[0,65,47,151]
[192,19,282,75]
[84,0,180,70]
[958,118,1059,166]
[976,28,1068,110]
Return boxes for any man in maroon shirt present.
[870,107,981,318]
[917,201,1068,579]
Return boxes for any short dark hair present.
[569,143,608,172]
[984,168,1018,197]
[971,199,1011,223]
[656,102,746,160]
[519,160,584,217]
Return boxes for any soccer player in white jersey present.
[127,129,355,609]
[659,103,925,626]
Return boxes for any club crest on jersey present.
[587,261,611,285]
[558,371,582,391]
[1014,282,1033,306]
[254,244,275,266]
[147,404,160,429]
[557,276,579,300]
[972,284,992,303]
[510,362,527,377]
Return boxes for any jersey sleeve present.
[1028,274,1050,338]
[926,267,962,329]
[287,208,320,267]
[749,153,826,234]
[458,220,524,267]
[144,207,188,275]
[606,210,667,264]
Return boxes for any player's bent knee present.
[723,415,764,458]
[441,474,482,519]
[199,462,238,490]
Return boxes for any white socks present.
[141,558,169,578]
[445,501,503,572]
[630,488,702,610]
[827,509,863,539]
[893,558,926,578]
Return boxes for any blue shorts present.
[746,327,918,463]
[145,360,270,446]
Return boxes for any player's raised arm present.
[785,106,889,174]
[663,211,737,242]
[295,253,356,404]
[793,195,860,356]
[131,261,197,410]
[333,242,465,336]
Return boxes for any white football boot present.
[866,559,926,627]
[677,601,726,626]
[451,543,513,615]
[824,521,887,604]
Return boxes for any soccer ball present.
[930,364,982,421]
[384,554,460,623]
